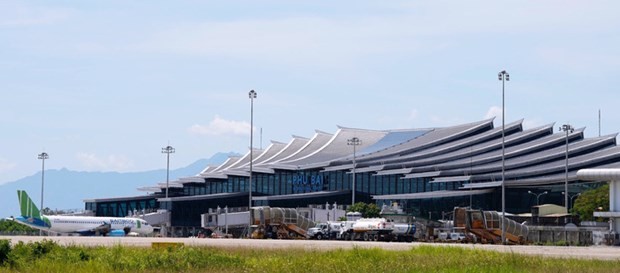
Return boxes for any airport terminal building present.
[85,118,619,232]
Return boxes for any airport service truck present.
[340,218,395,241]
[308,219,416,242]
[306,221,345,240]
[391,223,417,242]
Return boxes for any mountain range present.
[0,152,237,218]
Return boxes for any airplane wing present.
[77,222,132,236]
[75,222,112,236]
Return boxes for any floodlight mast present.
[38,152,49,236]
[248,89,257,237]
[528,190,548,206]
[347,137,361,206]
[560,124,574,211]
[562,191,581,209]
[162,146,175,199]
[498,70,509,244]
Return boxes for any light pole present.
[225,206,228,236]
[562,192,581,209]
[498,70,509,244]
[347,137,361,206]
[38,152,48,236]
[560,124,574,210]
[527,190,548,206]
[248,89,257,236]
[162,145,175,199]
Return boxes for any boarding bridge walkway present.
[136,210,170,226]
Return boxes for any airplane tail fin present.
[17,190,42,219]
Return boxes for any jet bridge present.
[577,169,620,234]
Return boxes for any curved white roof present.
[139,117,620,191]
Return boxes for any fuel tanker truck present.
[306,221,345,240]
[341,218,395,241]
[309,220,416,242]
[391,223,417,242]
[335,205,418,242]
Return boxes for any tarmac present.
[1,236,619,260]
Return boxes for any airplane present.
[14,190,154,236]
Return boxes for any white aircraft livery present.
[14,190,154,236]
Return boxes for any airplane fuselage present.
[15,215,154,235]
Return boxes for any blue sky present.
[1,1,619,184]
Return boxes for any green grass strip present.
[0,239,619,273]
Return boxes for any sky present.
[1,1,619,185]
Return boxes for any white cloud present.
[484,106,503,121]
[82,16,426,68]
[188,115,251,136]
[0,2,71,27]
[409,109,419,120]
[523,119,545,130]
[49,1,619,73]
[428,115,466,127]
[122,3,615,55]
[0,158,17,173]
[400,1,619,35]
[535,47,620,75]
[76,153,134,171]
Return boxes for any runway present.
[2,236,619,260]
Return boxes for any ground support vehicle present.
[453,207,528,245]
[250,207,315,239]
[390,223,417,242]
[307,222,344,240]
[341,218,394,241]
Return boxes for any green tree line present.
[572,184,609,222]
[0,219,36,233]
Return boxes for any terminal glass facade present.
[84,118,620,231]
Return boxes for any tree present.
[571,183,609,222]
[41,208,67,215]
[0,219,36,233]
[42,207,51,215]
[347,202,381,218]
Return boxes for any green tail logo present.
[17,190,41,219]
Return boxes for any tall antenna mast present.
[599,109,601,137]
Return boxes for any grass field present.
[1,239,619,273]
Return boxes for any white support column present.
[610,178,620,232]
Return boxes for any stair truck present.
[250,207,316,239]
[453,207,528,244]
